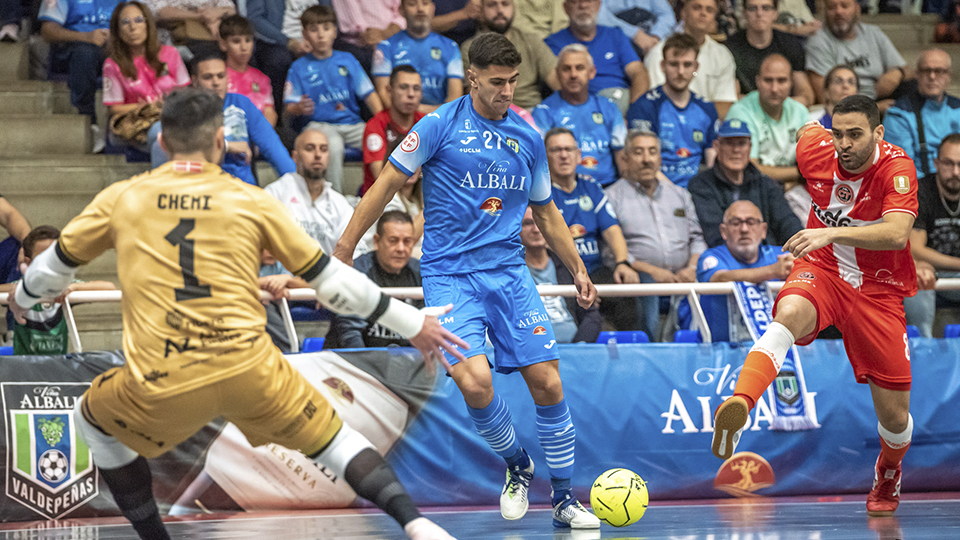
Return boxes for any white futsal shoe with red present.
[404,517,456,540]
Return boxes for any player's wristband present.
[616,260,630,268]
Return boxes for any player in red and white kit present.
[711,95,918,517]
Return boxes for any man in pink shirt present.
[331,0,406,70]
[219,15,278,126]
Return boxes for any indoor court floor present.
[1,494,957,539]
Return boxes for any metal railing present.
[3,278,959,352]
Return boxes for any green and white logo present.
[3,383,98,519]
[774,371,800,406]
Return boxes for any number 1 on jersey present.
[165,219,212,302]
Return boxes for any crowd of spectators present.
[4,0,960,347]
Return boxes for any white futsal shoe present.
[404,517,456,540]
[500,459,535,520]
[551,492,601,529]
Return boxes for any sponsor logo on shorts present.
[2,383,98,519]
[835,184,854,204]
[480,197,503,217]
[714,452,775,498]
[797,272,816,280]
[532,326,547,335]
[400,132,419,153]
[569,224,587,238]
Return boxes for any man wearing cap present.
[688,118,803,248]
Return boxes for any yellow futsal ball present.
[589,468,649,527]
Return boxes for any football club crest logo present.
[775,370,801,405]
[894,175,910,194]
[506,137,520,153]
[400,132,419,152]
[3,383,98,519]
[430,47,441,60]
[592,112,604,124]
[578,195,593,211]
[338,65,348,77]
[252,82,260,93]
[693,130,703,143]
[835,184,854,204]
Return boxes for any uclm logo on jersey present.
[835,185,854,204]
[580,156,599,169]
[569,224,587,238]
[532,326,547,335]
[480,197,503,217]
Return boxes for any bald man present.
[725,54,810,188]
[883,48,960,179]
[696,200,795,342]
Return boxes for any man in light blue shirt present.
[598,0,676,54]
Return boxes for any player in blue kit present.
[533,44,626,186]
[372,0,464,110]
[335,33,601,530]
[627,34,718,189]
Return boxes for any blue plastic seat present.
[597,330,650,344]
[344,147,363,162]
[301,337,325,352]
[906,325,921,338]
[674,329,702,343]
[944,325,960,339]
[0,346,13,356]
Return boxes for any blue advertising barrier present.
[387,339,960,504]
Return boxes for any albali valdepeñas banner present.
[2,341,960,522]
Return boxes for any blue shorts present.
[423,265,559,373]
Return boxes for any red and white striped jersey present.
[796,125,918,296]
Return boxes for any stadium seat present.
[597,331,650,344]
[0,346,13,356]
[674,329,702,343]
[907,325,921,338]
[290,303,333,321]
[945,325,960,339]
[301,337,325,352]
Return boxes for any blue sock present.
[467,394,525,467]
[536,400,575,504]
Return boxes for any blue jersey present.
[544,25,640,92]
[39,0,117,32]
[627,86,718,188]
[533,92,626,186]
[372,31,464,106]
[223,93,295,185]
[552,174,619,273]
[284,51,374,125]
[696,244,782,342]
[389,95,553,277]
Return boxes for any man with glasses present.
[724,0,814,106]
[903,134,960,338]
[688,119,802,247]
[697,200,795,341]
[884,49,960,179]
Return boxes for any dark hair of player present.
[301,5,337,28]
[22,226,61,259]
[939,133,960,153]
[189,50,226,76]
[468,33,521,70]
[824,64,860,92]
[543,127,577,147]
[662,32,700,58]
[376,210,415,237]
[832,94,881,130]
[219,14,255,39]
[390,64,420,85]
[160,88,225,155]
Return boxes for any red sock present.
[878,437,910,469]
[734,350,780,411]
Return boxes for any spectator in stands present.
[545,127,639,332]
[285,6,383,193]
[884,49,960,180]
[545,0,649,114]
[0,193,29,282]
[606,130,706,341]
[432,0,482,43]
[725,0,814,106]
[513,0,567,40]
[258,248,310,352]
[362,65,425,196]
[805,0,909,109]
[330,0,406,70]
[644,0,738,119]
[324,211,424,349]
[808,64,859,129]
[627,33,718,188]
[0,226,115,355]
[372,0,464,112]
[144,0,234,56]
[696,201,794,342]
[904,134,960,338]
[936,0,960,43]
[533,44,627,187]
[688,119,802,248]
[726,54,808,187]
[152,51,295,184]
[103,2,188,154]
[461,0,559,110]
[521,206,602,343]
[596,0,677,55]
[39,0,120,152]
[771,0,820,38]
[219,15,277,126]
[244,0,317,115]
[265,128,354,255]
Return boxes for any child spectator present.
[285,5,383,192]
[219,14,278,126]
[0,226,115,355]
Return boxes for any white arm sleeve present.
[14,244,79,308]
[309,256,426,339]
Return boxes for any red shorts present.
[774,260,911,391]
